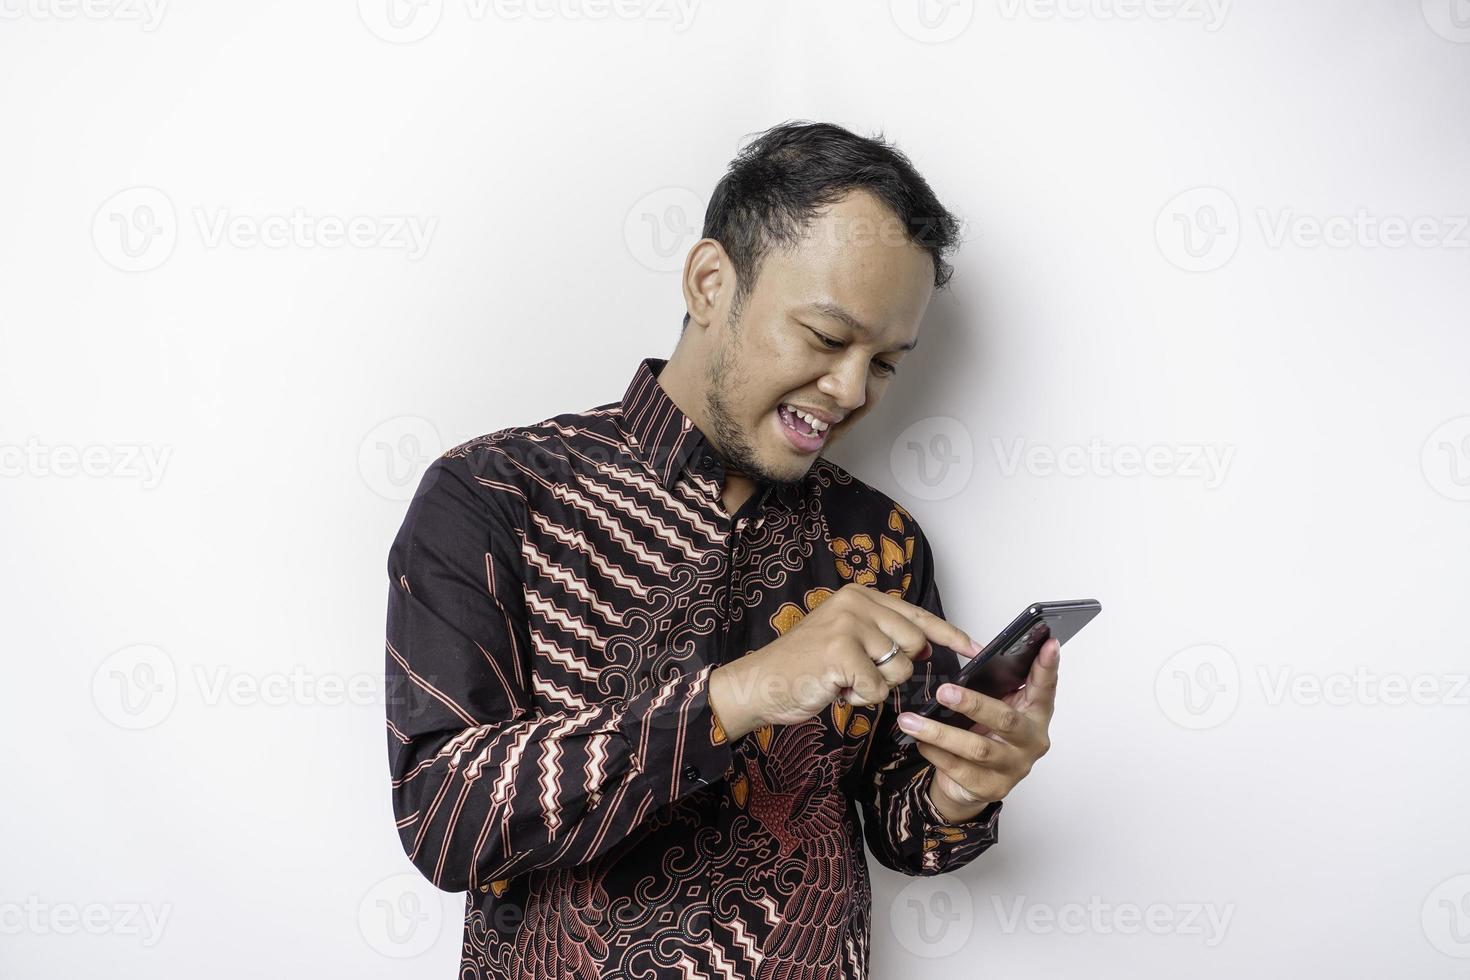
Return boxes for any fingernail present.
[937,684,961,706]
[919,641,932,661]
[898,713,925,733]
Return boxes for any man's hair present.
[681,120,962,331]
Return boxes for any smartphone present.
[894,599,1101,745]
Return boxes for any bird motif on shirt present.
[742,720,855,980]
[511,866,612,977]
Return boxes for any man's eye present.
[809,328,897,376]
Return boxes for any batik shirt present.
[384,356,1003,980]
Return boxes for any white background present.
[3,1,1469,977]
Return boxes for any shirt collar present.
[619,356,805,512]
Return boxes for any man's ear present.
[681,238,733,330]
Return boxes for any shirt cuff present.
[619,662,737,807]
[916,765,1004,832]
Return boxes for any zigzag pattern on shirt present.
[521,548,627,628]
[586,456,727,542]
[528,628,601,684]
[525,593,606,655]
[526,512,649,598]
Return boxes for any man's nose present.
[822,363,868,414]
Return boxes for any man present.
[385,120,1060,979]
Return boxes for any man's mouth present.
[775,402,832,454]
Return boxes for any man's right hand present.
[707,582,983,740]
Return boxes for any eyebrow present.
[806,302,918,352]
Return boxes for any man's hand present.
[898,637,1060,822]
[708,583,983,740]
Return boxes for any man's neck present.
[720,467,756,518]
[655,350,754,517]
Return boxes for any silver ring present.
[874,637,901,667]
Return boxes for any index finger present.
[860,587,981,659]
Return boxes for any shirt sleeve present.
[857,515,1003,876]
[385,452,736,894]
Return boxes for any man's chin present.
[771,452,822,482]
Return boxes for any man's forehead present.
[798,193,919,254]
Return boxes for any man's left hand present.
[897,637,1060,822]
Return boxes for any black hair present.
[682,120,962,331]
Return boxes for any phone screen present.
[893,599,1099,743]
[973,618,1053,698]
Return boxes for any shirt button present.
[683,764,703,783]
[697,454,715,471]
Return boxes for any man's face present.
[699,189,934,486]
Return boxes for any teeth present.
[782,404,829,433]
